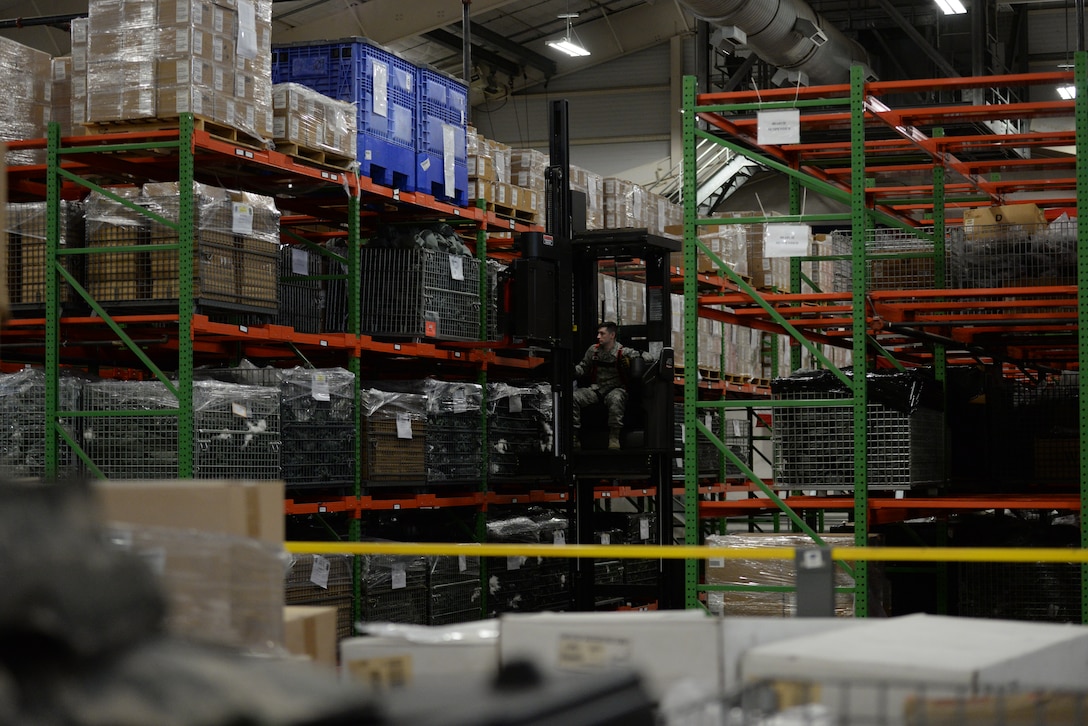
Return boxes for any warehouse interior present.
[0,0,1087,723]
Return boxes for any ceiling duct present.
[679,0,874,85]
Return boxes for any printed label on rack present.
[291,248,309,275]
[709,555,725,569]
[231,402,249,418]
[757,108,801,145]
[391,563,407,590]
[452,387,468,413]
[557,635,632,671]
[600,533,611,545]
[310,554,331,589]
[553,530,566,545]
[640,517,651,540]
[231,203,254,234]
[311,372,331,401]
[449,255,465,281]
[507,556,525,571]
[509,395,523,413]
[396,413,413,439]
[763,223,811,258]
[458,555,467,572]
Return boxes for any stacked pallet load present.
[50,57,75,138]
[359,387,427,486]
[0,35,51,165]
[70,19,89,130]
[83,0,274,142]
[279,367,356,493]
[271,82,356,167]
[486,508,571,614]
[467,129,540,223]
[0,369,81,480]
[5,201,84,313]
[285,553,355,640]
[427,552,483,625]
[272,38,418,190]
[570,164,604,230]
[486,381,553,480]
[359,549,430,625]
[423,379,483,484]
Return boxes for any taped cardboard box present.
[962,203,1046,239]
[284,605,338,669]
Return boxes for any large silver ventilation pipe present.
[679,0,873,85]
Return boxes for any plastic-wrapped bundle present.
[0,369,82,480]
[704,532,877,617]
[5,201,85,309]
[109,523,286,652]
[192,379,281,481]
[486,508,570,614]
[360,388,427,484]
[81,379,180,479]
[272,82,357,161]
[427,549,483,625]
[0,35,51,166]
[83,187,157,304]
[486,382,553,480]
[359,546,429,625]
[423,379,482,483]
[280,367,356,491]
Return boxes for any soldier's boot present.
[608,428,621,450]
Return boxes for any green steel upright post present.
[346,185,363,625]
[475,224,489,616]
[849,64,870,616]
[1075,50,1088,624]
[176,115,196,478]
[931,160,950,615]
[44,123,61,479]
[682,76,702,608]
[789,176,804,373]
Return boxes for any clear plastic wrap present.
[423,379,482,415]
[603,177,647,229]
[5,201,85,307]
[359,388,428,420]
[108,522,287,652]
[0,35,53,165]
[704,532,863,617]
[81,379,180,479]
[280,367,356,489]
[485,381,552,417]
[272,82,357,160]
[192,379,281,480]
[0,369,82,480]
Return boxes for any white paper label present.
[458,555,467,572]
[709,556,725,568]
[509,395,522,413]
[310,554,331,588]
[639,518,651,540]
[507,556,523,570]
[452,387,468,414]
[236,0,258,60]
[290,247,308,274]
[391,563,407,589]
[449,255,464,281]
[231,401,248,417]
[443,123,456,198]
[396,412,413,439]
[553,530,565,545]
[600,533,611,545]
[419,156,430,171]
[231,202,254,234]
[311,372,331,401]
[214,6,226,33]
[557,635,632,670]
[732,419,743,436]
[757,108,801,145]
[764,223,811,258]
[373,61,389,117]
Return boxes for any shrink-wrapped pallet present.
[271,82,356,161]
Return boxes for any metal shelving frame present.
[681,56,1088,621]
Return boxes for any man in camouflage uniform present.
[573,321,654,450]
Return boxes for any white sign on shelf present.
[757,108,801,145]
[763,223,811,258]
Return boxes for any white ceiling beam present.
[273,0,521,45]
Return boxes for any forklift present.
[508,100,682,610]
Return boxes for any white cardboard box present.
[498,610,722,702]
[741,613,1088,723]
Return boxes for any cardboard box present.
[963,203,1046,239]
[340,620,501,690]
[94,479,285,544]
[498,611,722,701]
[284,605,339,669]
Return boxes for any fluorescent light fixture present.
[1058,84,1076,100]
[546,37,590,57]
[934,0,967,14]
[547,13,590,57]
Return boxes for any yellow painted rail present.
[284,541,1088,564]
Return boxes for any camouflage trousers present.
[573,385,627,430]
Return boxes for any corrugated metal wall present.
[470,38,695,183]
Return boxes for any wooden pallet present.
[274,142,356,170]
[82,114,267,149]
[486,201,537,223]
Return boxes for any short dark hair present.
[598,321,618,335]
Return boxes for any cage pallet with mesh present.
[949,218,1075,289]
[358,246,481,341]
[4,201,84,314]
[360,388,427,486]
[427,553,483,625]
[285,553,356,640]
[831,227,942,293]
[358,552,429,626]
[280,368,356,492]
[771,370,945,491]
[486,382,553,481]
[81,380,181,480]
[275,245,325,334]
[0,369,81,480]
[486,509,571,615]
[424,380,482,484]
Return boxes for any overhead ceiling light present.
[1058,84,1076,100]
[934,0,967,15]
[546,13,590,57]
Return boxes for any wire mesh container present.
[81,379,181,479]
[486,508,571,614]
[360,388,427,485]
[831,227,943,292]
[486,382,553,480]
[427,552,483,625]
[673,408,751,478]
[771,370,945,491]
[275,245,325,333]
[284,553,355,640]
[424,379,482,484]
[0,368,82,480]
[359,549,429,625]
[192,379,282,480]
[949,217,1076,289]
[358,246,481,341]
[280,367,356,491]
[4,201,84,313]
